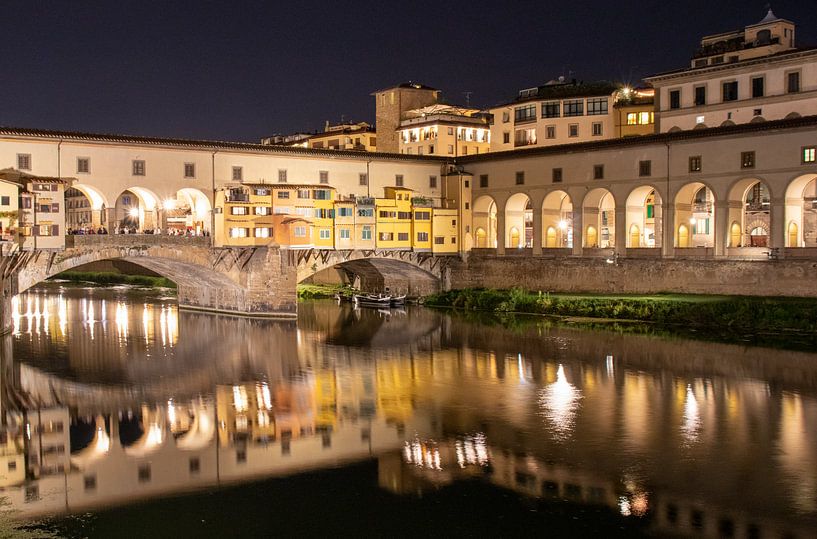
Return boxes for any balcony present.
[226,193,250,203]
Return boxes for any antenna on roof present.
[463,91,473,107]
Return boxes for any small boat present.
[353,294,392,307]
[389,294,406,306]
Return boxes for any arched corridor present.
[728,179,770,248]
[472,195,498,248]
[505,193,532,249]
[542,190,573,248]
[784,174,817,247]
[674,183,715,248]
[625,186,662,248]
[582,189,615,248]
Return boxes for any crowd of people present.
[67,226,210,237]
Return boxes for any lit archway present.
[509,227,521,248]
[728,178,770,248]
[163,188,213,234]
[542,190,573,248]
[475,227,487,248]
[674,182,715,247]
[784,174,817,247]
[729,222,741,247]
[505,193,532,248]
[625,186,662,248]
[114,187,161,233]
[473,195,498,248]
[582,188,614,248]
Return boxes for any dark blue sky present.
[1,1,813,142]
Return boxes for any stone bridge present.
[0,236,456,328]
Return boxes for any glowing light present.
[256,382,273,410]
[681,384,701,442]
[403,438,442,471]
[689,217,697,225]
[58,295,67,336]
[145,422,164,447]
[233,385,249,412]
[167,400,176,426]
[538,364,582,440]
[557,219,568,230]
[95,426,111,452]
[163,198,176,210]
[128,208,140,218]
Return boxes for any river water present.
[4,282,817,537]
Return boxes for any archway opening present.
[674,183,714,248]
[582,188,614,248]
[472,196,498,248]
[505,193,532,249]
[162,188,213,235]
[625,186,662,248]
[113,187,160,233]
[542,190,573,248]
[784,174,817,247]
[728,179,770,248]
[65,184,109,234]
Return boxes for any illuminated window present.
[626,113,638,125]
[231,206,247,215]
[254,227,272,238]
[254,206,270,215]
[514,128,536,147]
[639,112,654,125]
[803,146,816,163]
[229,227,249,238]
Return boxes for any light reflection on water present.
[3,282,817,537]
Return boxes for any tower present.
[372,82,439,153]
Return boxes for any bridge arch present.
[295,249,447,297]
[541,190,573,248]
[581,188,615,248]
[472,195,497,248]
[726,177,771,248]
[625,185,662,248]
[784,173,817,247]
[504,193,532,249]
[673,181,716,248]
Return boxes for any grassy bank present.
[424,288,817,333]
[51,271,176,288]
[297,283,357,300]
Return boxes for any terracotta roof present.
[0,126,447,163]
[456,114,817,163]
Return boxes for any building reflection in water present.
[0,283,816,537]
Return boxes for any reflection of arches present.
[542,190,573,248]
[674,182,715,248]
[629,224,640,247]
[582,188,614,248]
[678,224,689,248]
[473,195,498,248]
[586,226,598,248]
[730,222,741,247]
[545,226,557,248]
[625,185,662,248]
[475,227,487,248]
[785,174,817,248]
[505,193,532,248]
[788,221,799,248]
[510,227,521,248]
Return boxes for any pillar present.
[496,209,506,255]
[104,207,117,233]
[615,206,627,255]
[571,208,583,256]
[661,201,675,257]
[532,202,543,255]
[714,200,729,257]
[769,197,785,250]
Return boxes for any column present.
[614,206,627,256]
[714,200,729,257]
[532,203,543,255]
[661,201,674,257]
[769,197,785,250]
[496,209,506,255]
[104,207,117,233]
[571,208,583,256]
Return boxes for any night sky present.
[1,1,813,142]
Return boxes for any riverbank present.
[424,288,817,333]
[297,283,357,300]
[50,271,176,288]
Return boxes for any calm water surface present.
[4,282,817,537]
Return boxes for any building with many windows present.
[646,9,817,132]
[488,79,632,152]
[263,121,376,152]
[397,104,491,157]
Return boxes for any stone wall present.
[448,252,817,298]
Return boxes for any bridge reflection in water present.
[2,283,817,537]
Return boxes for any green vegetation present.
[425,288,817,333]
[297,283,357,300]
[51,271,176,288]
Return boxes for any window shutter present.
[52,203,59,212]
[51,225,59,236]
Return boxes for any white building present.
[646,10,817,132]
